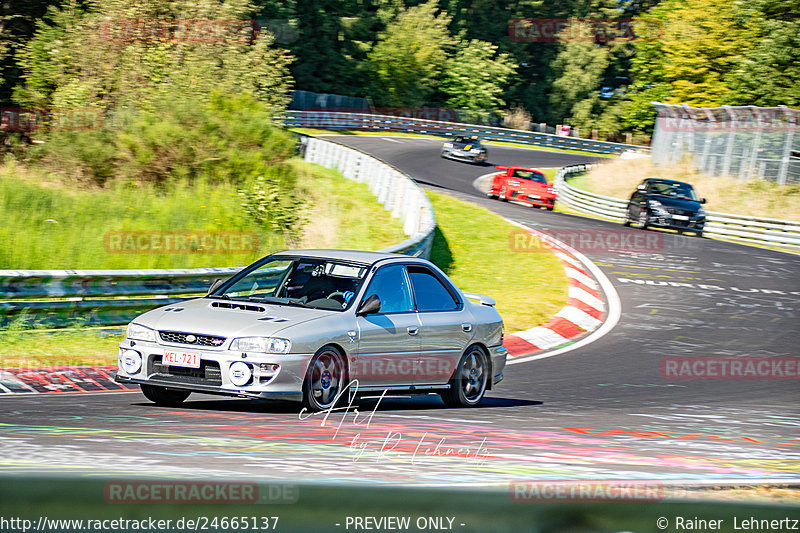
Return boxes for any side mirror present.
[700,198,707,204]
[637,183,646,190]
[357,294,381,316]
[207,278,224,295]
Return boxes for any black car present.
[623,178,707,236]
[441,135,488,164]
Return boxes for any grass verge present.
[427,190,568,334]
[0,158,406,269]
[1,191,571,368]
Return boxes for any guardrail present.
[554,165,800,251]
[282,110,647,155]
[0,137,436,328]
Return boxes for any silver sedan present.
[115,250,506,411]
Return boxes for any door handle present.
[407,326,419,336]
[462,323,472,333]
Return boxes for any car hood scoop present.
[210,301,266,313]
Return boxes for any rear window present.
[407,266,460,311]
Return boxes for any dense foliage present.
[2,0,799,140]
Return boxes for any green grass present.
[1,191,570,368]
[288,128,617,158]
[427,191,568,334]
[0,158,406,269]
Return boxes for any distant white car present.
[116,250,506,411]
[441,135,488,164]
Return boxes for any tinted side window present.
[408,267,459,311]
[362,265,414,313]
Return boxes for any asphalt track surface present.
[1,136,798,488]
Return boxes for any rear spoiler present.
[463,292,496,307]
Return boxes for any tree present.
[14,0,294,112]
[440,39,517,111]
[725,0,800,107]
[365,0,455,107]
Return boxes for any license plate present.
[163,351,201,368]
[673,215,689,221]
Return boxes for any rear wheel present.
[303,346,346,412]
[441,346,488,408]
[546,206,554,211]
[140,384,190,406]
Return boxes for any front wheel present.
[141,384,190,406]
[637,209,649,229]
[622,207,632,227]
[441,346,489,408]
[303,346,346,412]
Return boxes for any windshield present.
[512,169,547,183]
[210,256,369,311]
[648,181,699,201]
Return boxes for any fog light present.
[121,349,142,374]
[229,361,252,387]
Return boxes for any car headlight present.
[230,337,291,354]
[696,208,706,217]
[120,349,142,374]
[469,149,480,154]
[648,199,669,215]
[547,187,556,195]
[126,322,157,342]
[443,143,453,148]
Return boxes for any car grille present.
[149,355,222,386]
[159,330,226,347]
[666,207,694,216]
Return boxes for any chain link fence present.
[651,103,800,185]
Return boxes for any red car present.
[488,166,557,210]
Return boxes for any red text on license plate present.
[163,351,201,368]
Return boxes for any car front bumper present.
[441,148,487,163]
[114,339,309,401]
[647,213,705,231]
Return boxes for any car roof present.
[270,249,427,266]
[644,178,694,188]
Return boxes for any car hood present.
[651,195,702,211]
[452,141,482,150]
[131,297,333,339]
